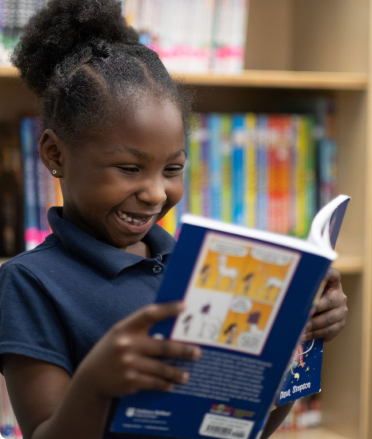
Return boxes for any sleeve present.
[0,262,74,376]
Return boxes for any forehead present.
[87,96,185,156]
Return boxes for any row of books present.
[159,110,337,238]
[20,117,62,252]
[276,395,322,431]
[0,0,47,66]
[122,0,249,73]
[0,375,21,438]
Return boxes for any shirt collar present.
[47,207,175,278]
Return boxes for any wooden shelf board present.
[272,427,350,439]
[0,66,368,90]
[333,256,363,274]
[173,70,368,90]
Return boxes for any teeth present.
[117,211,149,227]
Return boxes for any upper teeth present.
[118,211,145,225]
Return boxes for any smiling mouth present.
[116,211,156,227]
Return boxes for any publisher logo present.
[126,408,136,418]
[211,404,233,416]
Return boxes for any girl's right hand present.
[76,301,201,399]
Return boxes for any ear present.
[39,129,65,178]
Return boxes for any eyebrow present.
[106,146,187,159]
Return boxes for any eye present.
[117,166,140,174]
[164,166,184,175]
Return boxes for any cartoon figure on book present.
[0,1,348,439]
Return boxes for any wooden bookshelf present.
[1,65,368,90]
[174,71,368,90]
[272,427,349,439]
[0,0,371,438]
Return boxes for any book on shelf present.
[122,0,249,73]
[109,194,349,439]
[20,117,63,251]
[161,110,335,240]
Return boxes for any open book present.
[109,195,350,439]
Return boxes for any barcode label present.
[199,414,254,439]
[206,425,232,436]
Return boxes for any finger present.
[306,304,348,332]
[313,288,346,315]
[326,267,341,285]
[135,356,190,384]
[303,320,346,343]
[138,338,202,361]
[118,302,185,331]
[123,369,175,392]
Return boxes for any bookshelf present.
[0,0,371,438]
[1,66,368,90]
[272,427,349,439]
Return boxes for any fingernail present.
[182,372,189,383]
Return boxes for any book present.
[110,194,350,439]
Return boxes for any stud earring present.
[52,170,57,175]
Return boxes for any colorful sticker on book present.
[171,232,301,355]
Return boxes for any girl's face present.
[50,97,186,251]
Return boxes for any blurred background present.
[0,0,371,438]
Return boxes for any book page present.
[171,232,300,355]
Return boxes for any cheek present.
[166,178,184,205]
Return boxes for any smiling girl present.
[0,1,348,439]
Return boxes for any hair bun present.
[12,0,138,96]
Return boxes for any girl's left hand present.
[302,268,348,343]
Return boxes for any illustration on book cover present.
[171,232,301,355]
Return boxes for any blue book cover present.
[208,114,222,221]
[33,118,49,241]
[256,115,268,231]
[110,196,349,439]
[232,115,245,225]
[276,195,350,407]
[20,118,39,251]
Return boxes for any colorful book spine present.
[189,114,202,215]
[256,114,268,230]
[295,116,307,238]
[221,114,232,223]
[200,114,210,217]
[20,118,39,250]
[231,114,245,225]
[33,118,49,243]
[245,113,256,228]
[267,115,280,233]
[304,117,316,235]
[208,113,222,220]
[281,116,291,235]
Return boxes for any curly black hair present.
[12,0,192,145]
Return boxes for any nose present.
[136,177,167,207]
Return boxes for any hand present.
[76,302,201,399]
[302,268,348,343]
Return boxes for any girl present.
[0,1,348,439]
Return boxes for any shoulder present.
[0,234,63,285]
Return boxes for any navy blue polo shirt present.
[0,206,175,377]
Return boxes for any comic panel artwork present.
[171,232,301,355]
